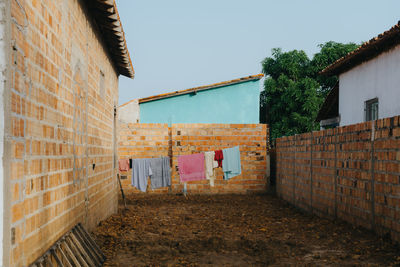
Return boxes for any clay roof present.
[86,0,134,78]
[321,21,400,76]
[138,74,264,104]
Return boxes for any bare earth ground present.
[93,193,400,266]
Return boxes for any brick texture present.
[118,123,170,193]
[276,115,400,243]
[7,0,119,265]
[118,123,269,194]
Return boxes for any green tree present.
[260,42,358,140]
[311,41,359,95]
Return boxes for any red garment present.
[214,150,224,168]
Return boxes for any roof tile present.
[87,0,134,78]
[321,21,400,76]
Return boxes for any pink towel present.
[178,153,206,182]
[119,159,130,172]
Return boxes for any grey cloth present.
[132,158,153,192]
[149,157,171,189]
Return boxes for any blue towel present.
[222,146,241,180]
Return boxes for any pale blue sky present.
[115,0,400,105]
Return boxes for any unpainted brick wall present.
[118,123,269,194]
[6,0,119,265]
[118,123,170,193]
[276,115,400,242]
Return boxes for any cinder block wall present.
[5,0,119,265]
[118,123,170,193]
[118,123,269,194]
[276,115,400,242]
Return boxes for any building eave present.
[86,0,134,78]
[320,21,400,76]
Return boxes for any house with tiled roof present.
[317,21,400,128]
[120,74,264,124]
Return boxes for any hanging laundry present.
[204,151,218,187]
[178,153,206,182]
[132,158,152,192]
[118,159,130,172]
[214,150,224,168]
[149,157,171,189]
[222,146,241,180]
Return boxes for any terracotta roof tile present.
[86,0,134,78]
[321,21,400,76]
[138,74,264,104]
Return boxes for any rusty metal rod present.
[56,243,73,267]
[73,228,102,266]
[50,248,64,267]
[75,225,104,264]
[44,255,54,267]
[79,223,106,261]
[72,228,100,266]
[62,240,80,266]
[66,236,89,267]
[70,231,95,267]
[77,223,106,262]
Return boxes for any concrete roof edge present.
[138,74,264,104]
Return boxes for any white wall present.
[118,99,140,123]
[339,44,400,126]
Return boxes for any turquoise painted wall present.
[140,80,260,124]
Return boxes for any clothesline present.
[118,146,241,192]
[118,156,171,192]
[177,146,241,185]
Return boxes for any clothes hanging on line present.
[222,146,241,180]
[118,159,130,172]
[132,158,153,192]
[149,157,171,189]
[214,150,224,168]
[178,153,206,182]
[204,151,218,187]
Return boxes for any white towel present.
[205,151,218,186]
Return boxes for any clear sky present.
[115,0,400,105]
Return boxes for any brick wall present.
[5,0,119,265]
[118,123,170,193]
[276,115,400,243]
[118,123,269,194]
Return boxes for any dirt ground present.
[93,193,400,266]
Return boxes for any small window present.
[365,98,378,121]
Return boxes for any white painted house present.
[318,21,400,127]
